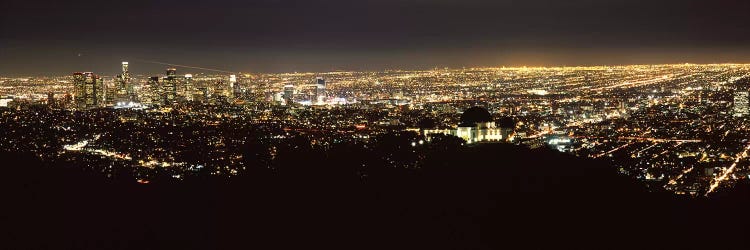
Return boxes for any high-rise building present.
[104,79,116,106]
[73,72,104,109]
[283,84,294,105]
[163,68,178,105]
[114,61,134,104]
[734,91,749,117]
[227,75,239,98]
[314,77,326,104]
[92,73,105,108]
[123,62,135,101]
[47,92,55,107]
[73,72,85,108]
[122,62,130,79]
[145,76,161,106]
[183,74,194,101]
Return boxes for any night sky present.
[1,0,750,76]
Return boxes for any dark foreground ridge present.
[2,143,750,249]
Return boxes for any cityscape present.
[2,63,750,196]
[6,0,750,248]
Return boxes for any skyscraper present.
[114,61,134,105]
[123,62,136,101]
[230,75,242,100]
[73,72,85,108]
[73,72,104,109]
[146,76,161,106]
[314,77,326,104]
[183,74,194,101]
[47,92,55,107]
[734,91,749,117]
[122,62,130,79]
[283,84,294,105]
[163,68,178,105]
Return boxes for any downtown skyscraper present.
[73,72,104,110]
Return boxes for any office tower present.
[211,79,227,104]
[93,73,104,108]
[229,74,237,98]
[734,91,749,117]
[183,74,194,101]
[283,84,294,105]
[115,72,125,103]
[122,62,130,79]
[104,79,117,106]
[230,75,242,99]
[114,61,134,104]
[163,68,177,105]
[316,77,325,92]
[145,76,160,106]
[73,72,85,108]
[73,72,104,109]
[123,62,136,101]
[314,77,326,104]
[47,92,55,107]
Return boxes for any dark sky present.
[1,0,750,76]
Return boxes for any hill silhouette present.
[2,140,750,249]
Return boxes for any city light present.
[2,63,750,196]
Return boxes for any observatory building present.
[423,106,514,144]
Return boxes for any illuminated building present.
[423,106,512,143]
[73,72,85,108]
[212,79,228,104]
[284,84,294,105]
[314,77,326,104]
[73,72,104,109]
[143,76,160,106]
[230,74,242,99]
[47,92,54,107]
[123,62,135,101]
[227,74,237,99]
[183,74,194,101]
[104,79,116,106]
[114,62,134,104]
[734,91,748,117]
[162,68,178,105]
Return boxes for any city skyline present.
[4,61,750,197]
[6,1,750,248]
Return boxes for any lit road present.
[63,135,187,169]
[706,143,750,195]
[587,75,673,92]
[63,135,133,161]
[571,135,701,143]
[593,142,632,158]
[666,167,694,186]
[634,142,659,156]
